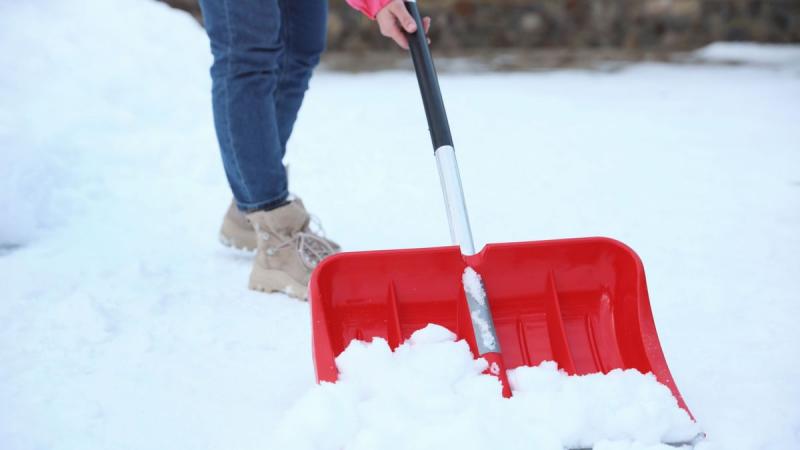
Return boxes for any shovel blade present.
[309,237,692,417]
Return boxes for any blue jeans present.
[199,0,327,211]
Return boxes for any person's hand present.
[375,0,431,50]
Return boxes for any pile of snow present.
[0,132,64,246]
[0,0,212,246]
[274,324,700,450]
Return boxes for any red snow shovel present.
[310,0,696,433]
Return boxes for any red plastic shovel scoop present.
[309,0,695,428]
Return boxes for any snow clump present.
[273,324,700,450]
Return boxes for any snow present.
[693,42,800,69]
[274,324,700,450]
[1,0,799,449]
[462,267,486,306]
[462,267,498,352]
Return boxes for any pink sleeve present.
[346,0,394,19]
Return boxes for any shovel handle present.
[403,0,476,256]
[404,0,453,151]
[403,1,511,398]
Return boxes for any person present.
[198,0,431,299]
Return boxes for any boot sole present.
[249,269,308,300]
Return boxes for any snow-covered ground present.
[1,0,799,449]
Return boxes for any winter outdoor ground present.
[1,0,799,449]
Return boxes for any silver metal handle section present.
[463,267,501,355]
[435,145,476,256]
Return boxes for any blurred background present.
[161,0,800,69]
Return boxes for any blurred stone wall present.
[162,0,799,51]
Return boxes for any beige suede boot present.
[219,200,257,251]
[246,200,338,299]
[219,197,339,254]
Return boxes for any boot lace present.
[257,219,336,270]
[294,231,336,269]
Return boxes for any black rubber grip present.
[404,1,454,151]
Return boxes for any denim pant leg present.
[199,0,288,211]
[274,0,328,154]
